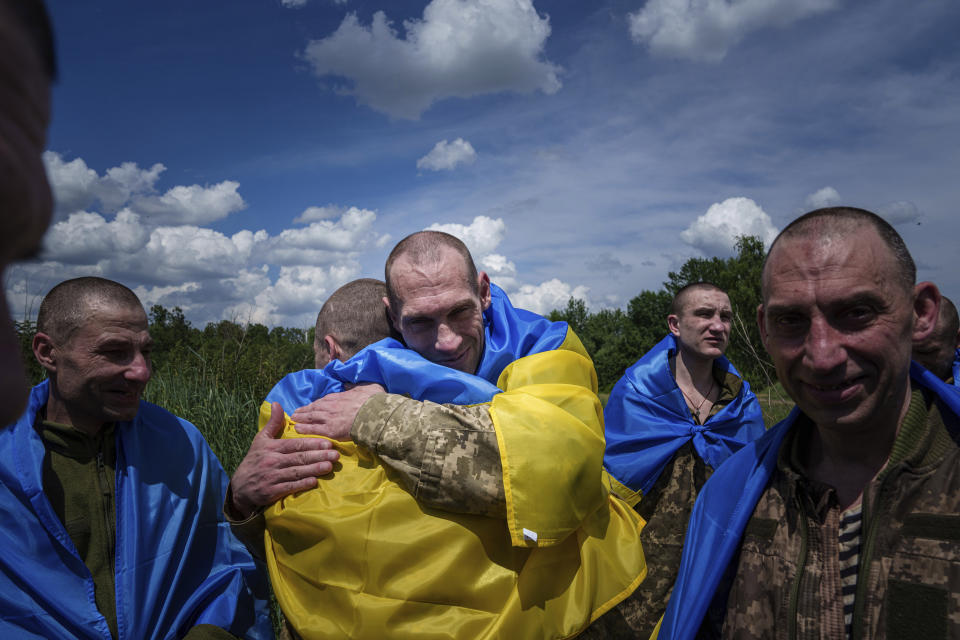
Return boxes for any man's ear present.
[667,313,681,337]
[324,335,344,363]
[478,272,492,311]
[383,295,399,326]
[756,303,769,347]
[912,282,940,343]
[32,332,57,374]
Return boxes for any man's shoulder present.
[264,368,341,414]
[127,400,221,460]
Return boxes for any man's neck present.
[674,347,716,395]
[45,394,105,437]
[804,381,913,509]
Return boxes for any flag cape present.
[603,334,766,495]
[265,283,564,411]
[656,363,960,640]
[262,284,647,639]
[953,348,959,386]
[0,381,271,640]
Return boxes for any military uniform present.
[704,388,960,639]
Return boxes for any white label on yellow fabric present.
[522,528,538,542]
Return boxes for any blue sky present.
[10,0,960,327]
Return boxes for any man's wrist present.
[223,481,262,524]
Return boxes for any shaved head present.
[37,277,144,344]
[762,207,916,301]
[913,295,959,381]
[670,282,726,317]
[314,278,399,364]
[385,231,478,312]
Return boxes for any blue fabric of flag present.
[953,348,959,387]
[657,362,960,640]
[603,334,766,495]
[265,283,569,411]
[0,381,272,640]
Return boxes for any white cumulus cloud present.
[43,152,244,226]
[479,253,518,289]
[270,206,384,265]
[417,138,478,171]
[427,215,506,257]
[43,152,166,219]
[880,201,924,226]
[44,209,150,264]
[508,278,589,315]
[232,263,361,326]
[680,197,778,256]
[294,205,344,224]
[131,180,246,225]
[301,0,562,119]
[628,0,840,62]
[804,186,841,209]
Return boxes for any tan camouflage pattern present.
[352,393,506,518]
[631,442,715,636]
[705,389,960,640]
[580,366,739,638]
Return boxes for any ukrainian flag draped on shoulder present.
[0,382,272,639]
[655,363,960,640]
[603,334,765,495]
[262,284,646,639]
[952,348,960,387]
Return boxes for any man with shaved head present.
[913,294,960,384]
[601,282,765,637]
[262,231,647,639]
[1,277,270,638]
[658,207,960,639]
[226,278,398,549]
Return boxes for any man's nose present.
[125,351,152,384]
[803,317,846,373]
[435,323,462,353]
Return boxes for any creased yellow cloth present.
[262,331,646,639]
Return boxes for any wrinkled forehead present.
[763,228,897,298]
[391,249,473,305]
[71,300,149,339]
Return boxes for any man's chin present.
[103,401,142,423]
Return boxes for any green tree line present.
[14,234,784,472]
[549,235,778,393]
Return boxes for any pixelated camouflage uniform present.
[702,388,960,640]
[353,393,648,638]
[225,398,507,560]
[598,367,740,639]
[351,395,506,518]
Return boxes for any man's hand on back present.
[291,383,386,441]
[229,402,340,520]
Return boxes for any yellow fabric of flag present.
[261,331,646,639]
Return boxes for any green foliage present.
[18,307,315,475]
[550,235,780,395]
[662,235,778,391]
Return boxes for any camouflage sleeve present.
[351,393,507,518]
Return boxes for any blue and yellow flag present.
[953,348,959,387]
[0,382,272,639]
[655,363,960,640]
[261,284,646,639]
[603,334,765,496]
